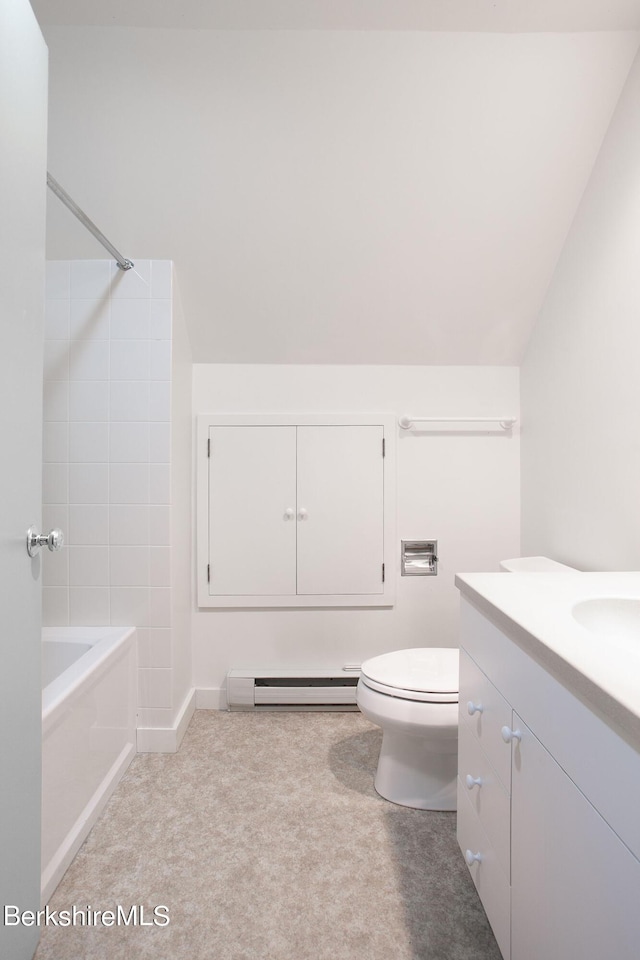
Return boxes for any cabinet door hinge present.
[382,563,385,583]
[207,564,210,583]
[207,438,210,458]
[382,438,385,458]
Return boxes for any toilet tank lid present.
[360,648,459,694]
[499,556,579,573]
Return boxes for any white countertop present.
[455,572,640,750]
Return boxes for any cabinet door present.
[208,426,297,596]
[511,713,640,960]
[296,425,384,595]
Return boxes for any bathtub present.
[41,627,137,904]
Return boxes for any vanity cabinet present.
[457,596,640,960]
[196,414,396,607]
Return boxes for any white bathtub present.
[41,627,137,904]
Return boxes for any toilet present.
[357,648,459,810]
[358,557,579,811]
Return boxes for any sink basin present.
[572,597,640,642]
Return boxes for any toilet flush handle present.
[467,700,483,716]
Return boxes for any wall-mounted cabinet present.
[196,414,396,607]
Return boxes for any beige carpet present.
[34,711,501,960]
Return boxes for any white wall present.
[42,26,638,365]
[521,50,640,571]
[42,259,193,744]
[192,365,519,697]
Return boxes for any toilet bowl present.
[357,648,459,811]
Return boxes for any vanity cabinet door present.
[511,713,640,960]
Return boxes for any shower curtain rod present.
[46,173,134,271]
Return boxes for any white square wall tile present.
[149,547,170,586]
[43,504,69,537]
[149,423,170,462]
[111,299,150,339]
[43,422,69,463]
[137,627,172,668]
[69,299,110,340]
[69,339,109,380]
[44,340,69,381]
[69,504,108,545]
[110,547,149,586]
[110,339,150,380]
[150,340,171,380]
[43,587,69,627]
[110,260,151,299]
[43,380,69,422]
[149,464,170,504]
[148,506,170,546]
[45,299,70,340]
[150,261,172,300]
[149,588,171,627]
[43,463,68,505]
[69,422,109,463]
[110,587,149,627]
[46,261,70,300]
[69,587,110,626]
[109,381,149,422]
[69,464,108,504]
[149,382,170,422]
[69,546,109,587]
[149,300,171,340]
[69,381,109,422]
[137,667,172,709]
[110,422,149,463]
[110,504,149,545]
[70,260,111,299]
[109,463,149,504]
[43,543,68,587]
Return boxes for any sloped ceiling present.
[38,13,640,363]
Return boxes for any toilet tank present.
[499,556,579,573]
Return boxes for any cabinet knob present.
[298,508,308,521]
[467,700,483,716]
[501,725,522,744]
[26,526,65,558]
[465,774,483,790]
[284,508,295,520]
[465,849,483,866]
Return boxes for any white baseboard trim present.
[137,688,196,753]
[195,687,227,710]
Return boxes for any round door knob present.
[298,508,308,521]
[465,849,483,866]
[284,508,295,520]
[465,775,483,790]
[26,526,65,558]
[467,701,483,716]
[501,725,522,744]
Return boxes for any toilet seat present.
[360,648,459,704]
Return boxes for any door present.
[511,713,640,960]
[208,426,297,596]
[296,426,384,595]
[0,1,48,958]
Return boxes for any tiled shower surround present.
[42,260,193,748]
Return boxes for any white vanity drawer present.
[457,781,510,960]
[458,717,511,878]
[459,649,513,790]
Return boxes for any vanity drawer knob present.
[467,701,484,716]
[465,849,483,866]
[465,775,483,790]
[501,725,522,744]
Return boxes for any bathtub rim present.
[42,626,136,728]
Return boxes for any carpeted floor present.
[34,711,502,960]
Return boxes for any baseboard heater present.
[226,668,361,711]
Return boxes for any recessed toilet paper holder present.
[401,540,438,576]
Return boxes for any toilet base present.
[374,729,458,811]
